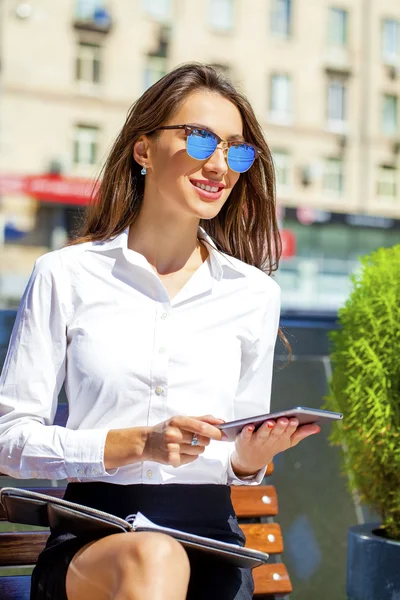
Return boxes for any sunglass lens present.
[187,129,218,160]
[227,144,256,173]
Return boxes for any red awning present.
[0,174,97,205]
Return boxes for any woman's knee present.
[123,532,190,574]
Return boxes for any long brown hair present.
[68,62,291,357]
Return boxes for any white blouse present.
[0,227,281,486]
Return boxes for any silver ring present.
[191,433,199,446]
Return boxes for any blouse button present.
[91,468,100,476]
[146,470,153,479]
[161,313,168,320]
[155,386,164,396]
[77,469,85,476]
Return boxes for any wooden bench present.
[0,406,292,598]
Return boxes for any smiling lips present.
[190,179,225,201]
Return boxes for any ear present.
[133,136,151,170]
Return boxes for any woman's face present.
[141,90,243,221]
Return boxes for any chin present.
[188,193,229,219]
[191,202,225,221]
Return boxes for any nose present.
[203,146,229,175]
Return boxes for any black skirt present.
[30,482,254,600]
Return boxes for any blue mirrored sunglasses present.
[153,124,260,173]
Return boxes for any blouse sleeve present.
[0,252,117,480]
[227,278,281,486]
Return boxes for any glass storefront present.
[277,208,400,312]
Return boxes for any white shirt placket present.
[142,302,171,483]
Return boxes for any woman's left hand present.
[231,418,321,478]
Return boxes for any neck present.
[127,206,206,275]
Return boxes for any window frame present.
[75,42,102,86]
[382,18,400,65]
[323,157,345,196]
[270,0,292,39]
[143,55,167,91]
[142,0,171,22]
[327,78,347,129]
[382,94,399,136]
[208,0,235,33]
[328,7,348,47]
[272,149,291,190]
[73,124,100,166]
[269,73,293,124]
[377,165,398,200]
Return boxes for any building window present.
[142,0,171,21]
[75,0,105,20]
[209,0,234,32]
[382,95,398,135]
[76,43,101,85]
[270,74,292,123]
[144,56,167,90]
[328,7,348,46]
[73,125,99,165]
[382,19,400,64]
[271,0,292,38]
[272,150,291,189]
[324,157,344,195]
[377,165,398,199]
[327,79,346,127]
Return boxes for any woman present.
[0,63,319,600]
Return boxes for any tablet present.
[218,406,343,442]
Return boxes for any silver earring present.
[141,165,147,176]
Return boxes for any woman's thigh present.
[65,531,190,600]
[31,531,189,600]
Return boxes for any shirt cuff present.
[64,428,119,479]
[227,452,267,486]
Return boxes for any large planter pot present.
[347,523,400,600]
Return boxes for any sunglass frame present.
[150,124,262,172]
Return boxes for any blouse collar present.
[87,226,246,281]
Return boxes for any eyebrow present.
[189,122,245,142]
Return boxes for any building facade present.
[0,0,399,309]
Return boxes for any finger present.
[286,418,299,435]
[171,416,224,441]
[291,424,321,446]
[166,443,182,467]
[256,420,276,440]
[180,443,206,455]
[180,432,210,446]
[164,426,184,444]
[195,415,226,425]
[270,418,290,437]
[239,424,256,442]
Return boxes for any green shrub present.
[325,245,400,540]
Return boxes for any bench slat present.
[0,532,49,566]
[242,523,283,554]
[231,485,278,517]
[253,563,293,596]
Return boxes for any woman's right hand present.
[143,415,226,467]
